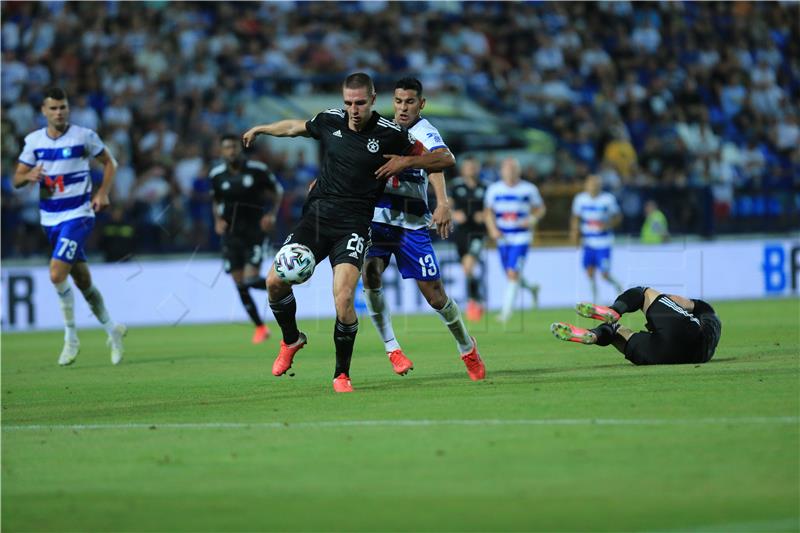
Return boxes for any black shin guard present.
[333,319,358,378]
[611,286,646,316]
[269,292,300,345]
[237,285,263,326]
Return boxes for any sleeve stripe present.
[18,159,35,167]
[428,144,448,152]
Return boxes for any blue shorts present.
[368,222,440,280]
[44,217,94,264]
[583,246,611,272]
[498,244,528,273]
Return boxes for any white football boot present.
[58,341,80,366]
[108,324,128,365]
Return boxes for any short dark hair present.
[220,133,239,144]
[43,87,68,102]
[395,77,423,96]
[343,72,375,96]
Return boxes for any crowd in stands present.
[2,1,797,260]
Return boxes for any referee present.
[210,134,283,344]
[551,286,722,365]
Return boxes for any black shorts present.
[282,214,371,269]
[222,231,265,273]
[625,294,705,365]
[454,229,485,260]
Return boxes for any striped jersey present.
[18,125,106,227]
[484,180,543,246]
[571,191,620,249]
[372,117,448,230]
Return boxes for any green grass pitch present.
[2,298,798,532]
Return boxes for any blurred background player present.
[551,287,722,366]
[363,77,485,381]
[484,157,546,324]
[640,200,670,244]
[210,133,283,344]
[13,87,126,366]
[450,157,488,322]
[570,174,624,302]
[242,72,454,392]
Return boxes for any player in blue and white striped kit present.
[362,78,485,381]
[570,174,624,302]
[484,158,547,323]
[14,87,127,366]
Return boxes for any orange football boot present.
[550,322,597,344]
[460,337,486,381]
[575,302,620,324]
[272,332,307,376]
[252,324,270,344]
[333,373,354,393]
[388,349,414,375]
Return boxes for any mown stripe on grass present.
[3,416,798,431]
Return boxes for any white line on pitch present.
[2,416,798,431]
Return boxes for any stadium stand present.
[2,1,797,259]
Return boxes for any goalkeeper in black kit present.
[551,286,722,365]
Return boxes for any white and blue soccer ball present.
[274,243,316,284]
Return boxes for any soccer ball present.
[274,243,316,284]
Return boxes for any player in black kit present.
[242,72,455,392]
[449,157,488,322]
[550,286,722,365]
[210,134,283,344]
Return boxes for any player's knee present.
[422,283,448,309]
[266,271,289,299]
[507,270,519,281]
[334,292,354,316]
[362,259,384,288]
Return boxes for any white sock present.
[81,285,115,335]
[501,279,519,321]
[435,298,473,354]
[364,288,400,352]
[55,281,78,343]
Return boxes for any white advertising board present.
[2,238,798,332]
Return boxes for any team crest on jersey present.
[367,138,380,153]
[243,175,253,187]
[408,132,416,144]
[62,147,72,157]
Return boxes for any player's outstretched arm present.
[92,148,118,212]
[375,148,455,179]
[13,162,44,188]
[429,172,452,239]
[242,120,310,147]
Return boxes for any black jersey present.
[210,159,282,232]
[304,109,422,223]
[450,177,487,234]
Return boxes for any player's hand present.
[260,213,275,233]
[241,127,261,148]
[23,164,45,185]
[91,191,110,212]
[214,218,228,235]
[489,227,502,241]
[452,210,467,225]
[375,155,410,180]
[432,203,452,239]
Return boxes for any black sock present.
[333,319,358,378]
[611,286,646,316]
[237,285,263,326]
[591,323,618,347]
[244,276,267,290]
[269,292,299,344]
[467,276,481,301]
